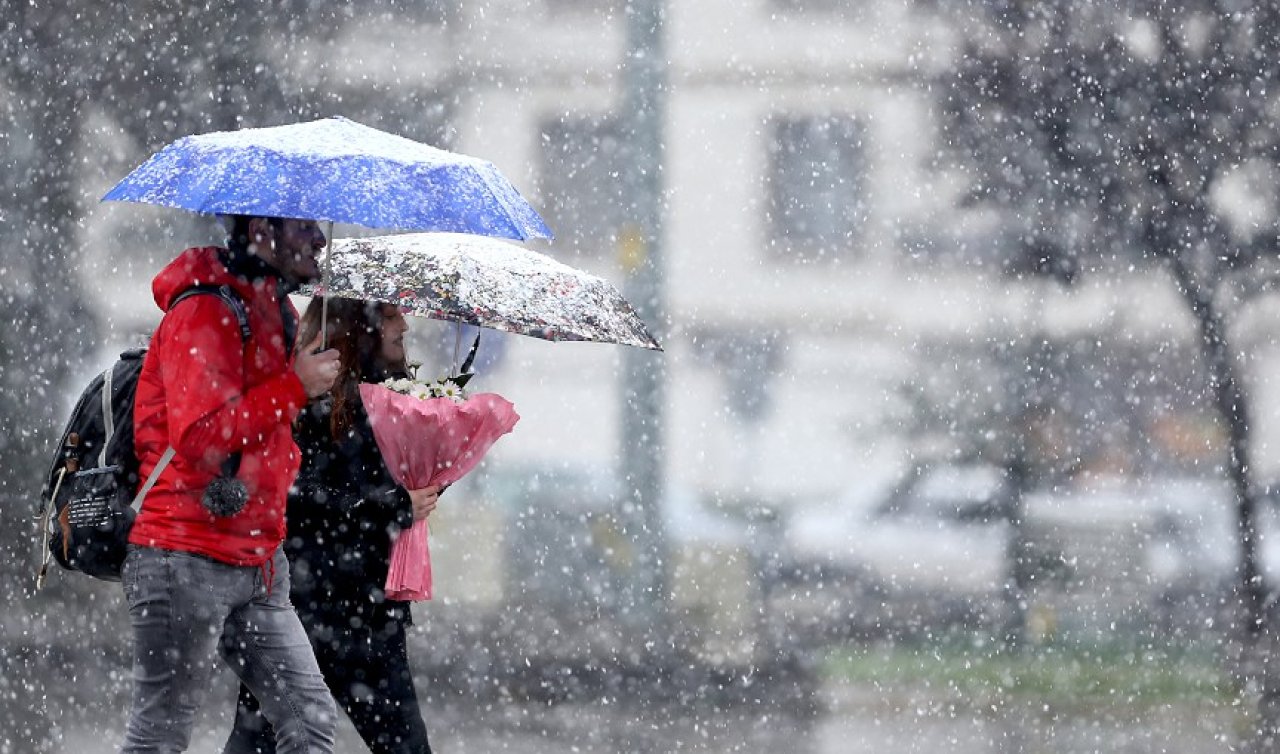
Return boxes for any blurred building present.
[70,0,1280,639]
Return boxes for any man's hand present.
[294,334,340,398]
[408,486,440,521]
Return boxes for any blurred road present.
[47,671,1237,754]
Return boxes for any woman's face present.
[376,304,409,366]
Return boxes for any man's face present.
[251,217,327,285]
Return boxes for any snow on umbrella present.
[301,232,663,351]
[102,116,553,240]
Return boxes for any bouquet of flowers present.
[360,364,518,601]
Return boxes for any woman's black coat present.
[227,390,432,754]
[284,394,416,628]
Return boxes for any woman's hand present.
[408,485,441,521]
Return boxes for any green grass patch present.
[823,639,1238,710]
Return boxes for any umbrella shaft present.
[320,221,334,350]
[453,322,462,376]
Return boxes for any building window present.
[769,0,864,19]
[767,115,868,260]
[544,0,623,15]
[539,113,627,255]
[339,87,455,151]
[351,0,456,24]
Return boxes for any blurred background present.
[6,0,1280,751]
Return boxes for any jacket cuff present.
[262,371,309,422]
[374,486,416,530]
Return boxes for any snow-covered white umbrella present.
[300,232,662,351]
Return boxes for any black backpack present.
[36,285,251,586]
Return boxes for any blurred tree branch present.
[939,0,1280,655]
[0,0,336,598]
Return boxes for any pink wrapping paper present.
[359,383,519,601]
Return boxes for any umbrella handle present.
[450,323,481,378]
[460,330,481,375]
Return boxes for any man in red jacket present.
[121,215,341,753]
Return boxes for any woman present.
[225,298,438,754]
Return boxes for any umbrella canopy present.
[102,116,553,240]
[301,233,662,351]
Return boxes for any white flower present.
[381,377,414,394]
[437,382,466,403]
[380,373,467,402]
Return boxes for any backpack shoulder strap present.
[132,447,176,512]
[164,287,254,490]
[169,284,251,343]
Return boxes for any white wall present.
[76,1,1260,508]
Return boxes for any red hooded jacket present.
[129,246,308,566]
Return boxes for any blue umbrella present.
[102,116,553,241]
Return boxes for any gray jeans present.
[120,545,336,753]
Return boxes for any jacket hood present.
[135,244,307,566]
[152,246,284,311]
